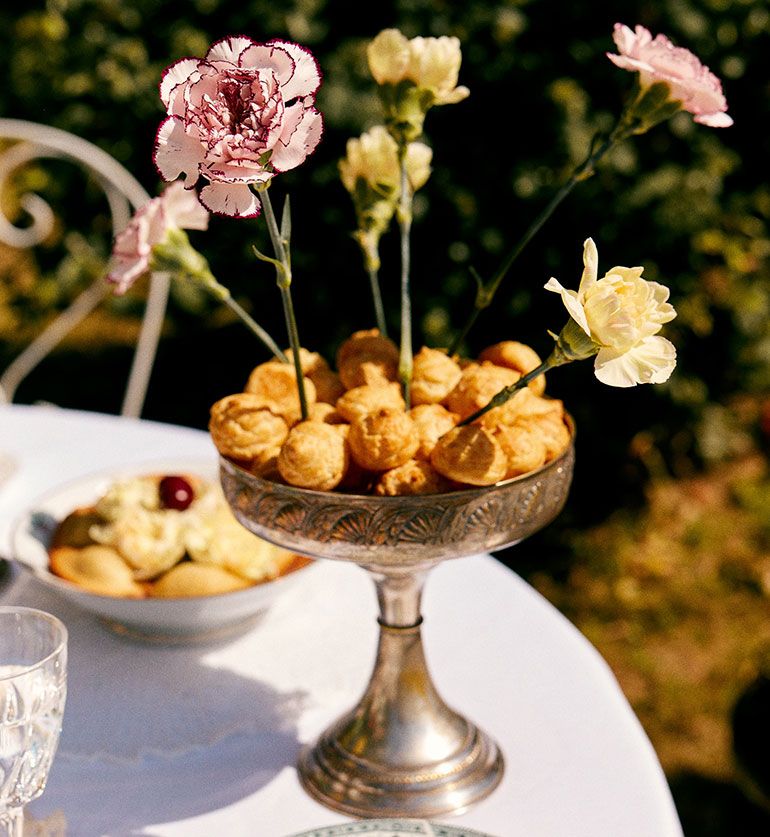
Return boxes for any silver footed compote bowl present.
[220,428,574,819]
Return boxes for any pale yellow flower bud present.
[367,29,469,144]
[367,29,411,85]
[340,126,432,200]
[404,141,433,191]
[340,127,397,196]
[340,126,433,273]
[407,36,470,105]
[338,139,364,195]
[354,228,382,273]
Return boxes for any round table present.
[0,404,683,836]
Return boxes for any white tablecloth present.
[0,404,683,837]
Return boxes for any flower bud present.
[340,127,431,196]
[106,182,209,295]
[407,36,470,106]
[340,126,433,259]
[553,318,600,363]
[367,29,469,143]
[367,29,411,85]
[151,228,222,296]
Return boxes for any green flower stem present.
[259,185,309,421]
[356,230,388,337]
[447,107,640,358]
[447,171,584,356]
[278,283,307,408]
[458,317,604,425]
[396,145,413,408]
[368,264,389,338]
[458,353,568,426]
[151,230,287,363]
[219,293,287,362]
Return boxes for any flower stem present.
[397,145,413,408]
[259,185,309,420]
[447,119,626,357]
[368,264,388,338]
[151,229,287,363]
[458,353,567,426]
[278,284,308,407]
[219,293,287,362]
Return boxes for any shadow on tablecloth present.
[8,575,309,835]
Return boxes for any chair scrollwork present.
[0,118,169,418]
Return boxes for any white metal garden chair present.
[0,118,168,418]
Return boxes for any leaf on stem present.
[281,195,292,250]
[252,245,286,275]
[471,266,494,309]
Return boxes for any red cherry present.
[159,476,195,511]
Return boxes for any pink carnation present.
[153,36,324,218]
[607,23,732,128]
[107,181,209,294]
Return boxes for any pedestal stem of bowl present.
[297,561,504,818]
[368,563,430,627]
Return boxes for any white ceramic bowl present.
[10,457,317,643]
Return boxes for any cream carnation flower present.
[340,126,432,270]
[406,35,470,105]
[339,126,432,196]
[367,29,412,86]
[367,29,469,106]
[545,238,677,388]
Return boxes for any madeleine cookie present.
[50,507,101,549]
[411,347,462,405]
[278,421,349,490]
[151,562,252,598]
[430,425,507,486]
[348,408,419,472]
[50,545,145,598]
[209,393,289,468]
[244,362,317,425]
[478,341,546,395]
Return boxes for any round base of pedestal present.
[298,720,504,819]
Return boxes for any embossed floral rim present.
[220,417,575,565]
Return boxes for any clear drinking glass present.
[0,607,67,837]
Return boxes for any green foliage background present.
[0,0,767,520]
